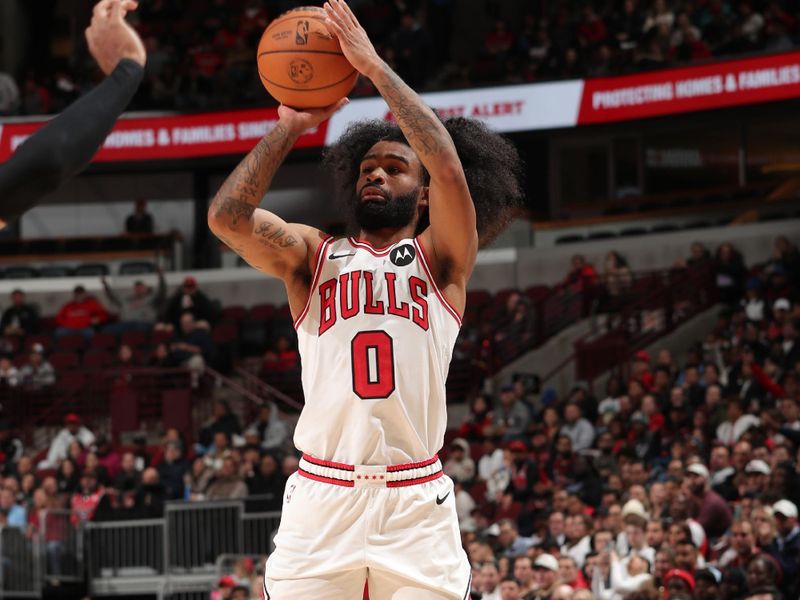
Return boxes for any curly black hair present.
[322,117,524,248]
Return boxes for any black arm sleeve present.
[0,59,144,224]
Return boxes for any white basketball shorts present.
[263,454,472,600]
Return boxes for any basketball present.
[257,6,358,109]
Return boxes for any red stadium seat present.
[466,290,491,308]
[121,330,148,347]
[90,332,117,350]
[221,306,247,323]
[57,334,86,352]
[525,285,551,301]
[49,352,79,370]
[249,304,275,321]
[212,322,239,344]
[150,330,174,346]
[83,350,113,369]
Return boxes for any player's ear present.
[418,185,429,207]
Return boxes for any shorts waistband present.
[298,454,443,488]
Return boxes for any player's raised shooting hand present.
[85,0,146,75]
[323,0,382,80]
[277,98,349,137]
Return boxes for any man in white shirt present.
[716,398,760,446]
[480,561,502,600]
[560,401,595,452]
[38,413,95,469]
[562,514,593,568]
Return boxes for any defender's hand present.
[85,0,146,75]
[323,0,382,79]
[277,98,349,136]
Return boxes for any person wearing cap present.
[101,267,166,334]
[768,499,800,599]
[38,413,96,470]
[0,289,38,337]
[663,568,695,597]
[685,462,733,540]
[163,275,216,331]
[715,398,761,446]
[772,298,792,321]
[694,567,722,600]
[70,468,113,523]
[19,343,55,391]
[530,553,560,600]
[744,460,772,495]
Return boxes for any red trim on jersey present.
[302,453,356,472]
[298,468,355,487]
[385,470,444,487]
[347,237,395,256]
[412,238,463,327]
[294,235,334,329]
[386,455,440,472]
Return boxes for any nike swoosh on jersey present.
[436,491,450,505]
[329,252,357,260]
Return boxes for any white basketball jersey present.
[293,236,461,465]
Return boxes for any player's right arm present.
[207,101,347,281]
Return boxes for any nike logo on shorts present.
[436,491,450,505]
[329,252,356,260]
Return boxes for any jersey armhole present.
[413,237,463,327]
[293,235,334,329]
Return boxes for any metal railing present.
[0,526,41,599]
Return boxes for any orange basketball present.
[257,6,358,109]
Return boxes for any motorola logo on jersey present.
[390,244,416,267]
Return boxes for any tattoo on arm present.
[372,64,453,159]
[209,123,296,237]
[254,222,299,249]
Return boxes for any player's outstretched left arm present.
[0,0,145,229]
[324,0,477,304]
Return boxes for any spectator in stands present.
[157,441,189,501]
[716,398,761,445]
[0,488,26,529]
[459,395,494,442]
[113,451,141,493]
[54,285,109,340]
[200,400,242,450]
[147,342,170,368]
[685,463,732,540]
[770,499,800,599]
[205,456,248,500]
[745,555,780,592]
[560,400,595,452]
[185,456,213,501]
[125,199,154,234]
[530,553,561,599]
[101,268,166,334]
[714,243,747,306]
[0,289,38,336]
[444,438,476,484]
[492,384,530,441]
[261,335,299,374]
[245,453,284,512]
[164,276,216,330]
[93,435,122,481]
[70,469,113,523]
[720,519,761,568]
[203,431,233,472]
[602,251,633,309]
[0,422,23,473]
[561,254,599,295]
[167,311,215,386]
[39,413,95,470]
[0,355,19,388]
[129,467,166,518]
[246,402,287,452]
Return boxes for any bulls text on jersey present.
[317,270,429,335]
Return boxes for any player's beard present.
[354,187,419,231]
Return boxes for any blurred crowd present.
[2,0,800,115]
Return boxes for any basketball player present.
[0,0,145,229]
[208,0,522,597]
